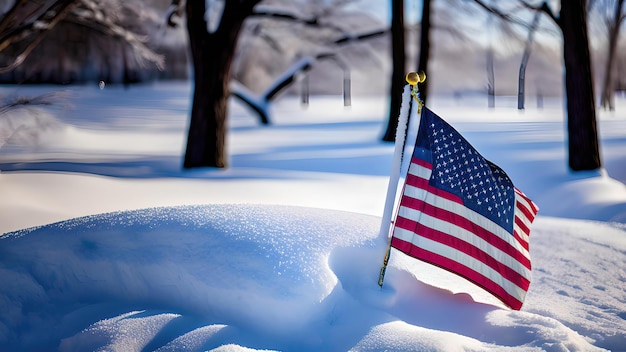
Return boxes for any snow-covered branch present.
[250,7,346,36]
[519,1,559,25]
[334,28,387,45]
[0,91,68,115]
[471,0,546,29]
[0,0,79,74]
[70,0,164,70]
[0,0,165,75]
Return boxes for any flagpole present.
[378,71,426,287]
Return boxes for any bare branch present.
[619,11,626,27]
[0,92,59,115]
[165,0,183,28]
[471,0,553,29]
[69,0,165,69]
[0,0,165,75]
[250,8,346,35]
[0,0,79,74]
[520,1,559,24]
[334,28,387,44]
[0,0,57,35]
[471,0,517,21]
[249,5,389,51]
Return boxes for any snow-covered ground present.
[0,82,625,351]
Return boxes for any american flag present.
[390,108,538,310]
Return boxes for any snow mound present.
[0,204,610,351]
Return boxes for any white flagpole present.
[378,72,426,287]
[377,84,412,243]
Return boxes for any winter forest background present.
[3,0,626,98]
[2,1,626,351]
[3,0,622,171]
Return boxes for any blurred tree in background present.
[382,0,406,142]
[0,0,386,168]
[1,0,624,171]
[471,0,601,171]
[592,0,625,111]
[172,0,387,168]
[178,0,258,168]
[0,0,181,84]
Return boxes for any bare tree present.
[486,11,495,108]
[518,10,541,109]
[417,0,433,104]
[382,0,406,142]
[170,0,388,168]
[473,0,601,171]
[558,0,601,171]
[176,0,261,169]
[595,0,625,110]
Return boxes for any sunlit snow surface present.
[0,205,377,351]
[1,204,624,351]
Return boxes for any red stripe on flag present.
[394,215,530,290]
[390,236,524,310]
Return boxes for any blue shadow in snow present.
[0,144,394,179]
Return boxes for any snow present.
[0,82,625,351]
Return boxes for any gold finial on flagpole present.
[406,71,426,113]
[405,71,425,85]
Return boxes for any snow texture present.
[1,83,625,351]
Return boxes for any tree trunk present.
[417,0,432,104]
[487,42,495,108]
[517,10,540,110]
[560,0,601,171]
[382,0,406,142]
[600,0,624,111]
[183,1,256,168]
[486,14,495,108]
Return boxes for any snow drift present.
[1,204,621,351]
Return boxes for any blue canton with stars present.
[414,108,515,234]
